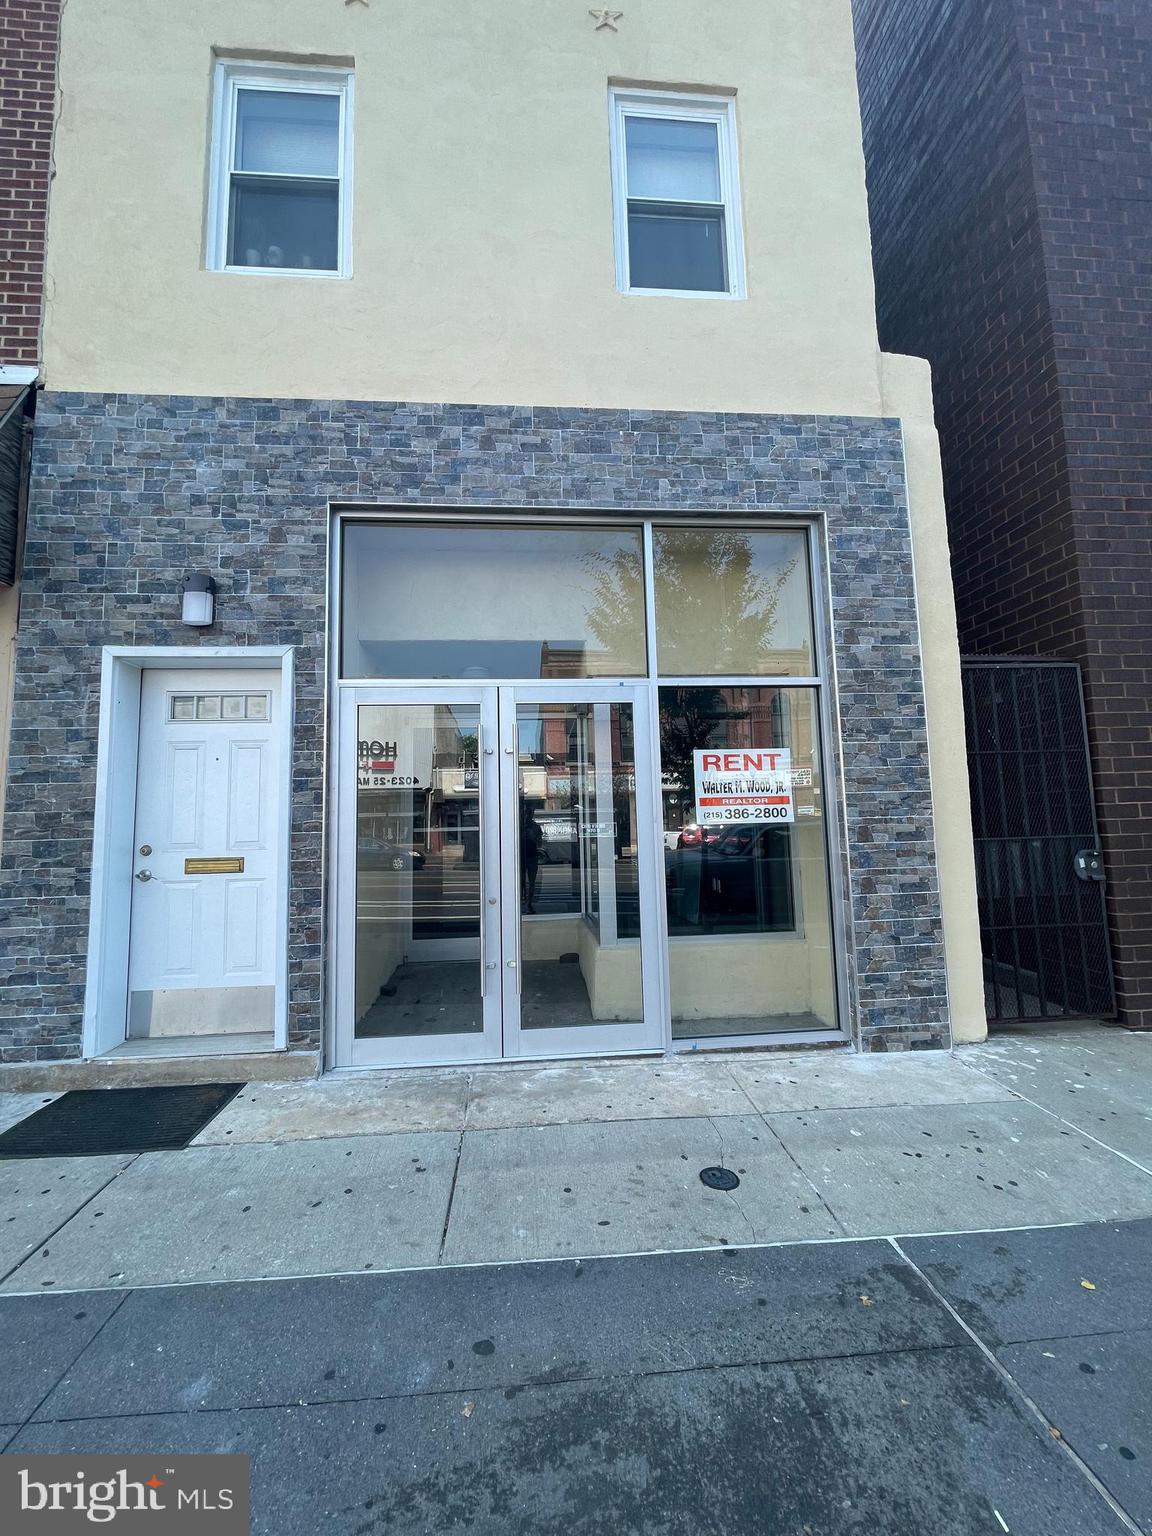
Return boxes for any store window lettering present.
[359,739,398,768]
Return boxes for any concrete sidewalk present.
[3,1219,1150,1534]
[1,1027,1151,1294]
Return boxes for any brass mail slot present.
[185,856,245,875]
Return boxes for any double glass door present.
[335,684,663,1065]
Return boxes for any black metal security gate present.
[962,660,1116,1024]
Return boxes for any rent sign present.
[692,748,795,826]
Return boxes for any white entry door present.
[126,668,282,1041]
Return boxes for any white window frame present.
[207,59,354,279]
[609,88,746,301]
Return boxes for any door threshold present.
[328,1038,853,1073]
[673,1029,851,1054]
[332,1047,664,1074]
[106,1032,277,1060]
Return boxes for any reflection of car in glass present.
[359,837,426,871]
[664,822,794,930]
[703,824,793,922]
[675,822,722,849]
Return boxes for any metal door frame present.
[333,685,503,1067]
[499,680,666,1061]
[332,681,665,1068]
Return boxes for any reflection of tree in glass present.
[584,530,796,676]
[658,687,730,809]
[583,532,797,820]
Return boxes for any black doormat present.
[0,1083,244,1159]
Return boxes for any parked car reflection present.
[665,821,794,933]
[358,837,426,871]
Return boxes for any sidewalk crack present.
[760,1114,847,1236]
[707,1116,759,1246]
[0,1155,142,1288]
[17,1285,134,1438]
[889,1236,1146,1536]
[435,1130,465,1265]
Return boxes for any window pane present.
[625,116,721,202]
[235,89,339,177]
[517,703,642,1030]
[342,524,647,679]
[653,528,815,676]
[355,704,484,1040]
[228,178,339,270]
[627,204,727,292]
[660,686,837,1037]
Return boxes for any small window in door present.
[170,693,271,722]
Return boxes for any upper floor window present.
[208,61,353,277]
[609,90,745,299]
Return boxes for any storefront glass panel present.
[354,702,485,1042]
[342,523,647,679]
[659,685,837,1037]
[336,516,842,1064]
[515,701,643,1032]
[652,527,814,677]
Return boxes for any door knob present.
[1074,849,1105,882]
[135,869,153,882]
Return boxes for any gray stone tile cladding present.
[0,394,949,1061]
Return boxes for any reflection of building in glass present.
[357,709,480,858]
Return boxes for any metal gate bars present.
[961,660,1116,1025]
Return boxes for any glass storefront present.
[342,522,647,679]
[514,701,644,1032]
[354,702,484,1040]
[337,518,840,1064]
[659,686,835,1036]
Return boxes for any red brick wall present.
[1017,0,1152,1031]
[854,0,1152,1028]
[0,0,59,367]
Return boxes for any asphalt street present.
[3,1217,1150,1535]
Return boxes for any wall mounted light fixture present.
[181,574,216,627]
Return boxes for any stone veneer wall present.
[0,394,950,1062]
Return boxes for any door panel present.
[227,741,267,848]
[127,669,280,1041]
[160,880,198,974]
[504,696,651,1055]
[345,691,502,1065]
[224,880,262,973]
[500,685,662,1060]
[167,743,204,845]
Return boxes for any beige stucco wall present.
[881,354,987,1044]
[38,0,986,1045]
[43,0,885,413]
